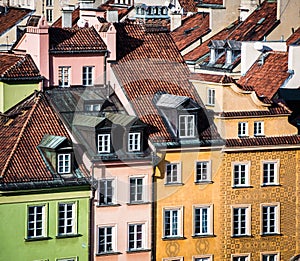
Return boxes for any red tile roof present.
[0,7,32,35]
[98,0,134,20]
[178,0,197,12]
[49,27,107,53]
[237,51,289,99]
[51,7,80,28]
[189,73,233,83]
[0,53,41,80]
[201,0,223,4]
[217,106,291,117]
[286,27,300,46]
[112,21,220,143]
[171,12,210,51]
[0,92,70,183]
[184,1,278,62]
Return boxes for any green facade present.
[0,189,90,261]
[0,82,39,113]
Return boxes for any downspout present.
[89,162,95,261]
[151,151,157,261]
[104,51,108,87]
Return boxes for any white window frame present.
[128,132,141,152]
[46,8,53,23]
[193,204,213,236]
[207,88,215,106]
[97,134,110,153]
[179,114,195,138]
[82,66,94,86]
[238,122,248,137]
[57,153,71,174]
[261,252,279,261]
[232,162,250,187]
[56,258,78,261]
[195,161,211,183]
[165,162,182,184]
[84,104,101,111]
[262,161,279,186]
[231,205,251,237]
[129,176,146,203]
[58,202,76,236]
[58,66,70,87]
[261,203,280,235]
[46,0,53,6]
[232,254,250,261]
[27,205,46,239]
[163,206,183,238]
[128,223,146,251]
[98,225,116,254]
[163,258,184,261]
[193,255,213,261]
[254,121,264,136]
[99,178,116,206]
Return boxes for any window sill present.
[96,252,122,256]
[238,136,249,138]
[162,236,186,241]
[261,184,281,187]
[97,203,121,208]
[254,135,265,137]
[192,234,215,238]
[25,236,52,242]
[164,183,184,186]
[56,234,82,239]
[231,235,252,238]
[232,185,253,189]
[126,249,151,253]
[261,233,282,237]
[127,202,151,206]
[195,181,213,184]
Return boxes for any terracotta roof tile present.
[99,0,134,20]
[49,27,107,53]
[200,0,223,4]
[0,53,41,80]
[112,21,220,143]
[189,73,234,83]
[226,135,300,147]
[171,12,210,51]
[184,1,278,62]
[286,27,300,46]
[51,7,80,28]
[217,106,291,117]
[178,0,197,12]
[237,52,289,99]
[0,92,70,183]
[0,7,32,35]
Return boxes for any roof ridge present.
[0,92,41,178]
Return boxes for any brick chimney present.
[239,0,258,22]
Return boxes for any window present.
[254,121,264,136]
[195,161,211,183]
[46,9,53,22]
[166,163,181,184]
[82,66,94,86]
[232,206,250,236]
[57,258,77,261]
[98,134,110,153]
[262,205,279,235]
[207,88,215,106]
[232,255,249,261]
[46,0,53,6]
[193,205,213,236]
[58,203,75,235]
[84,104,101,111]
[58,66,70,87]
[128,223,145,251]
[194,256,213,261]
[262,253,278,261]
[27,205,45,238]
[128,132,141,152]
[57,154,71,174]
[129,177,144,203]
[262,161,278,185]
[98,226,115,253]
[179,115,195,138]
[99,179,115,205]
[163,207,183,238]
[233,163,249,187]
[238,122,248,137]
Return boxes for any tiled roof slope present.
[0,53,41,80]
[171,12,210,51]
[189,73,233,83]
[112,21,220,143]
[0,7,32,35]
[178,0,197,12]
[237,52,289,99]
[201,0,223,4]
[0,92,70,184]
[286,27,300,46]
[98,0,134,20]
[184,1,278,62]
[49,27,107,53]
[51,7,80,28]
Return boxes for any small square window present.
[163,207,183,238]
[82,66,94,86]
[238,122,248,137]
[179,115,195,138]
[128,132,141,152]
[98,134,110,153]
[254,121,264,136]
[207,88,215,106]
[166,163,181,184]
[233,163,249,187]
[57,154,71,174]
[262,161,278,185]
[195,161,211,183]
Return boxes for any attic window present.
[57,154,71,174]
[179,115,195,138]
[128,132,141,152]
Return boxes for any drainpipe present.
[89,163,95,261]
[151,151,157,261]
[104,51,108,87]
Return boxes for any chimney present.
[285,45,300,88]
[62,5,75,28]
[106,10,118,23]
[170,12,182,31]
[239,0,258,22]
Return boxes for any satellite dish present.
[254,42,264,51]
[77,18,86,28]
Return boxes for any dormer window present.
[128,132,141,152]
[85,104,101,112]
[57,153,71,174]
[208,40,225,65]
[98,134,111,153]
[179,115,195,138]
